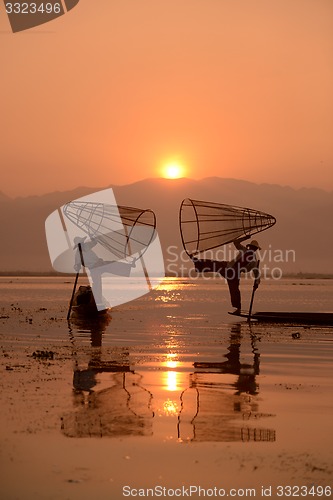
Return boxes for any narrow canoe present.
[71,285,109,317]
[229,311,333,326]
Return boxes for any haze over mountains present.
[0,177,332,274]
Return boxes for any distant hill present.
[0,178,332,274]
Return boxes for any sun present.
[162,162,185,179]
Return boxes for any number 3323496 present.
[5,3,62,14]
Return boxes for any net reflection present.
[63,320,275,442]
[63,315,154,438]
[177,325,276,443]
[62,371,154,438]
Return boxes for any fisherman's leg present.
[89,268,104,306]
[192,258,227,274]
[227,277,241,311]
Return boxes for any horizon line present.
[1,176,333,200]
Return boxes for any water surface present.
[0,277,332,499]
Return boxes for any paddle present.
[67,243,85,320]
[67,272,80,321]
[248,260,260,323]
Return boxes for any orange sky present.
[1,0,332,196]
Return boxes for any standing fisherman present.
[191,237,261,314]
[73,236,134,309]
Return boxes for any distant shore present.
[0,271,333,279]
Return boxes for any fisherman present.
[73,236,134,309]
[191,236,261,315]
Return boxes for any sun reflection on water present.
[162,355,181,392]
[165,370,177,391]
[162,398,179,416]
[157,355,185,417]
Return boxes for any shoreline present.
[1,272,333,279]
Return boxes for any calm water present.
[0,277,332,498]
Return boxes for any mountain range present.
[0,177,332,274]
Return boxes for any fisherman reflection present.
[64,314,154,438]
[216,324,260,396]
[69,311,112,406]
[73,236,134,310]
[193,324,260,395]
[69,309,112,346]
[178,324,275,442]
[191,236,261,314]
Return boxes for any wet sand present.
[0,277,332,499]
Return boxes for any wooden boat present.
[229,310,333,326]
[71,285,110,317]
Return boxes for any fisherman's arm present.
[85,239,98,250]
[251,262,261,288]
[233,235,250,251]
[74,250,82,272]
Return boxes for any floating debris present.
[11,304,22,312]
[32,350,55,360]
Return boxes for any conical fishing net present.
[180,199,276,257]
[63,201,156,261]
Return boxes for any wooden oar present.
[248,260,260,323]
[67,272,80,320]
[67,243,85,320]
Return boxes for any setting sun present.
[162,162,185,179]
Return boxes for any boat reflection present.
[63,320,275,442]
[68,310,112,347]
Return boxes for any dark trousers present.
[192,259,241,309]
